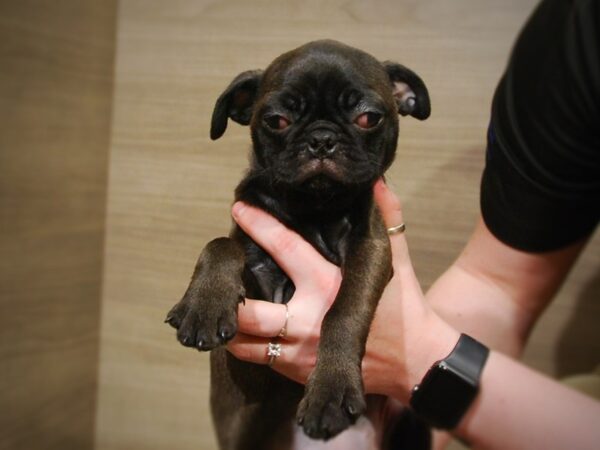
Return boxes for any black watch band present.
[410,334,489,429]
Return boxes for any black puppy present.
[166,40,430,449]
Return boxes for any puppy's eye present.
[283,97,300,112]
[264,114,291,131]
[355,112,383,129]
[342,90,361,109]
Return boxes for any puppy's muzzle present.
[308,128,338,159]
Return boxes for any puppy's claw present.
[164,315,174,324]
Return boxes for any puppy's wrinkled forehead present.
[260,41,391,98]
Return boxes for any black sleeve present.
[481,0,600,252]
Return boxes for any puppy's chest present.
[246,216,352,303]
[300,215,352,266]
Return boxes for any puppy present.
[166,40,431,450]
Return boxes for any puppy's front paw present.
[165,283,244,351]
[296,368,366,440]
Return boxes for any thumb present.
[373,179,411,267]
[374,179,404,228]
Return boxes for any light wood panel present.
[0,1,117,449]
[96,1,599,449]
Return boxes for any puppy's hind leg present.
[165,237,246,351]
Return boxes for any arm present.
[426,216,587,357]
[227,181,600,450]
[455,349,600,450]
[369,185,600,450]
[424,218,587,449]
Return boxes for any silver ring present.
[267,342,282,367]
[387,223,406,235]
[278,303,289,338]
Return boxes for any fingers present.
[227,332,314,385]
[237,299,288,338]
[227,333,273,365]
[232,202,338,288]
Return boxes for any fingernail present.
[232,202,247,218]
[373,178,386,193]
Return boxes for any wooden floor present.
[1,1,598,450]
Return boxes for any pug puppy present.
[166,40,431,450]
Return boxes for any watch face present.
[415,362,477,426]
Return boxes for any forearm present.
[456,350,600,450]
[426,265,526,450]
[388,320,600,450]
[425,218,586,449]
[426,217,585,356]
[426,263,529,357]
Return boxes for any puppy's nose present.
[307,129,338,158]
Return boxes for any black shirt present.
[481,0,600,252]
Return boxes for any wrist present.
[400,312,460,403]
[410,332,490,430]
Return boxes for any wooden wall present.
[95,1,599,450]
[0,1,117,449]
[0,1,597,450]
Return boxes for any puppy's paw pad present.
[165,286,242,351]
[297,380,366,440]
[195,309,238,351]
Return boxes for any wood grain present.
[0,1,117,449]
[95,1,599,449]
[2,2,596,450]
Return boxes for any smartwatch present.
[409,333,489,429]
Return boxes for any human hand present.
[227,200,343,385]
[228,180,458,403]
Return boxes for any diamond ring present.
[267,342,282,367]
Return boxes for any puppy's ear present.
[382,62,430,120]
[210,70,263,140]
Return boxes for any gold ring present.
[278,303,289,338]
[387,223,406,235]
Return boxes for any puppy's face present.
[211,40,430,192]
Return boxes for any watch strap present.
[444,333,489,385]
[410,333,489,429]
